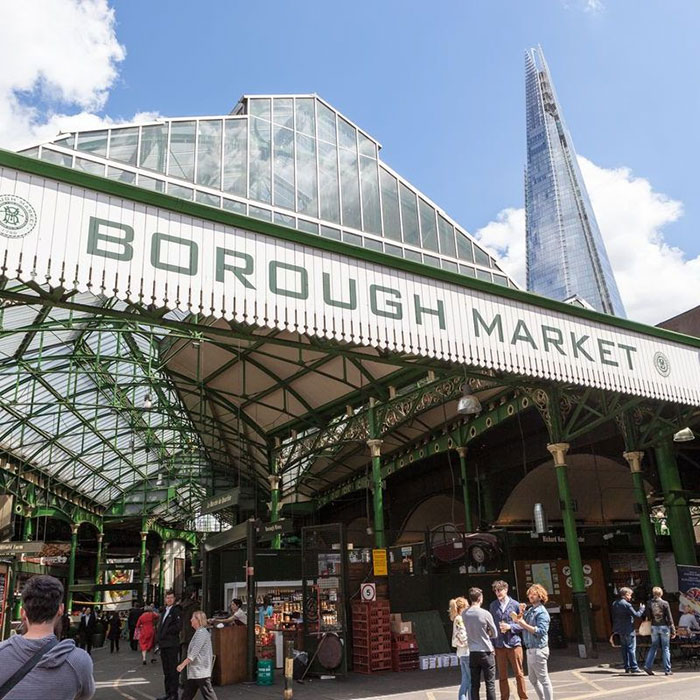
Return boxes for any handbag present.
[638,620,652,636]
[134,626,142,641]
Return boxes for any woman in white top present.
[177,610,218,700]
[450,597,470,700]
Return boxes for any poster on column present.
[103,558,135,611]
[677,565,700,621]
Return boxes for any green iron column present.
[269,474,281,550]
[654,438,697,566]
[548,442,595,658]
[367,438,386,549]
[139,531,148,603]
[93,532,104,603]
[66,523,79,613]
[22,515,34,541]
[623,451,662,587]
[456,447,473,533]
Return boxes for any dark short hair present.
[22,575,64,623]
[165,590,175,598]
[232,598,243,608]
[492,580,509,592]
[468,587,483,603]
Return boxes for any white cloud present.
[474,157,700,325]
[0,0,139,150]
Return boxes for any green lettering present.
[150,232,198,275]
[617,343,637,370]
[598,338,618,366]
[370,284,402,320]
[472,309,503,342]
[570,332,594,361]
[413,295,445,330]
[269,261,308,299]
[510,319,537,349]
[215,248,255,288]
[87,217,133,262]
[322,272,357,309]
[541,325,566,355]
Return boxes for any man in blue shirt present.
[489,580,527,699]
[611,587,645,674]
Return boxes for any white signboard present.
[0,165,698,406]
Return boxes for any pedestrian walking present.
[449,597,470,700]
[176,610,218,700]
[135,604,159,665]
[107,611,122,653]
[179,589,200,687]
[78,607,97,655]
[511,584,553,700]
[128,602,143,651]
[463,587,497,700]
[610,587,644,673]
[643,586,676,675]
[0,574,95,700]
[156,590,182,700]
[489,580,527,699]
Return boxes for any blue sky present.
[105,0,699,258]
[1,0,698,322]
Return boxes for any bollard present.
[283,639,294,699]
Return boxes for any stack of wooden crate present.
[351,599,392,673]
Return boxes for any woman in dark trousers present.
[107,611,122,653]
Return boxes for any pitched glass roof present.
[20,94,515,288]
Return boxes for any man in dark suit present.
[128,601,143,651]
[156,590,182,700]
[78,606,98,655]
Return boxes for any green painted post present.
[548,443,595,658]
[93,533,104,603]
[269,474,281,550]
[456,447,473,532]
[22,516,33,541]
[66,523,79,613]
[367,439,385,549]
[139,531,148,603]
[654,439,697,566]
[623,452,663,587]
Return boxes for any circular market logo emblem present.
[0,194,37,238]
[653,351,671,377]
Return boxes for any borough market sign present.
[0,155,698,406]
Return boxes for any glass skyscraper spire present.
[525,47,626,317]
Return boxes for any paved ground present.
[93,644,700,699]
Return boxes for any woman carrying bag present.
[450,597,470,700]
[177,610,218,700]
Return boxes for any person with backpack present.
[0,575,94,699]
[643,586,676,675]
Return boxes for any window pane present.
[385,243,403,257]
[223,119,247,197]
[273,98,294,128]
[274,125,295,210]
[493,273,508,286]
[298,219,318,234]
[360,156,381,234]
[223,198,246,214]
[295,98,315,137]
[459,264,476,277]
[405,249,422,262]
[75,157,104,175]
[318,141,340,223]
[456,231,474,262]
[424,255,440,268]
[380,167,401,241]
[364,238,383,252]
[438,215,456,257]
[358,133,376,158]
[343,232,362,246]
[339,148,361,229]
[168,121,196,181]
[196,120,222,189]
[321,225,340,240]
[168,183,193,200]
[138,175,164,192]
[275,212,296,227]
[108,127,138,165]
[419,199,438,252]
[317,102,336,144]
[107,167,135,184]
[249,117,271,203]
[474,244,490,267]
[250,98,270,120]
[76,130,107,157]
[338,118,356,150]
[399,184,420,247]
[197,191,221,207]
[296,133,317,216]
[442,260,458,272]
[140,125,167,173]
[476,269,492,281]
[249,205,272,221]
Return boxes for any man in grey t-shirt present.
[463,587,497,700]
[0,575,94,700]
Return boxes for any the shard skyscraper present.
[524,47,626,317]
